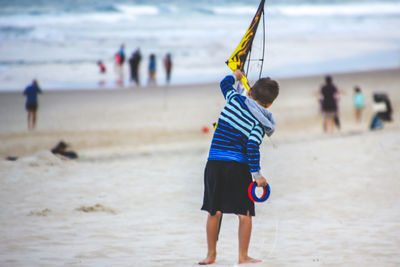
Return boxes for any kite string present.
[245,49,252,77]
[267,218,280,257]
[245,8,266,82]
[268,136,277,149]
[259,8,266,79]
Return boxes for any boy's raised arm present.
[220,75,236,99]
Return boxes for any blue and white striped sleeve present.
[220,75,237,102]
[246,125,265,174]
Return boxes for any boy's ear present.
[248,88,252,97]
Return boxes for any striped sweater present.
[208,75,274,176]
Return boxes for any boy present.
[199,70,279,265]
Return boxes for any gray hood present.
[245,98,276,137]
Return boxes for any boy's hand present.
[255,177,267,188]
[234,69,244,81]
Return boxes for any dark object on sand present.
[5,156,18,161]
[51,141,78,159]
[373,93,392,122]
[370,116,383,130]
[370,93,393,130]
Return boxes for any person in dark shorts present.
[148,54,157,86]
[320,75,341,132]
[129,48,142,87]
[164,53,172,84]
[115,44,125,86]
[199,70,279,265]
[23,79,42,130]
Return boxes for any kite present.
[225,0,266,91]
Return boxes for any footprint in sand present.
[28,208,52,216]
[76,204,116,214]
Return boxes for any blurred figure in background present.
[115,44,125,86]
[23,79,42,130]
[164,53,172,84]
[370,92,393,130]
[118,44,126,69]
[97,60,106,86]
[319,75,341,133]
[353,86,365,123]
[129,48,142,87]
[97,60,106,73]
[148,54,157,86]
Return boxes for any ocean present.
[0,0,400,91]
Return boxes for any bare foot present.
[238,256,261,264]
[198,254,216,265]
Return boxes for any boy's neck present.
[248,90,272,108]
[250,97,271,109]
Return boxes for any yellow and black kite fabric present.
[226,0,265,91]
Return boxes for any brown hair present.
[251,77,279,105]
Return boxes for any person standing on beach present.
[129,52,135,86]
[199,70,279,265]
[119,44,125,67]
[23,79,42,130]
[320,75,341,133]
[115,44,125,86]
[129,48,142,87]
[164,53,172,84]
[148,54,157,86]
[353,86,365,123]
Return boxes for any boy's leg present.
[238,214,261,264]
[323,116,328,132]
[32,111,37,129]
[199,211,222,265]
[329,117,335,132]
[27,111,33,130]
[356,109,361,122]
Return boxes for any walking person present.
[23,79,42,130]
[129,48,142,87]
[164,53,172,84]
[319,75,342,133]
[148,54,157,86]
[115,44,125,86]
[353,86,365,123]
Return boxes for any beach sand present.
[1,68,400,266]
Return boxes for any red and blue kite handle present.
[248,181,271,202]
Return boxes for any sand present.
[1,68,400,266]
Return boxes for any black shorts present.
[26,102,38,111]
[201,160,255,216]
